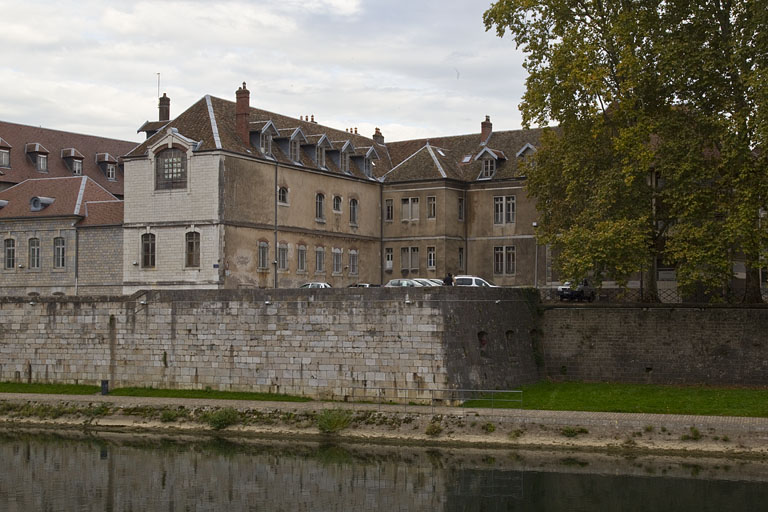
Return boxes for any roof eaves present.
[205,95,222,150]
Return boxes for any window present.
[427,246,436,269]
[332,248,342,274]
[53,237,66,269]
[385,199,393,221]
[155,148,186,190]
[185,232,200,268]
[385,247,393,270]
[258,241,269,270]
[333,195,342,212]
[4,239,15,269]
[427,196,436,219]
[482,158,496,178]
[278,244,288,271]
[315,247,325,273]
[72,159,83,175]
[316,146,326,168]
[260,133,272,155]
[316,193,325,220]
[349,198,358,225]
[28,238,40,269]
[37,154,48,172]
[493,195,515,224]
[494,246,516,274]
[363,158,372,177]
[141,234,155,268]
[458,197,465,221]
[401,246,419,271]
[290,139,301,162]
[297,245,307,272]
[401,197,419,221]
[106,163,116,180]
[0,149,9,167]
[458,247,465,270]
[349,250,358,275]
[341,152,350,173]
[278,187,288,204]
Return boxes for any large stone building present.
[121,83,545,293]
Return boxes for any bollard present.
[101,380,109,395]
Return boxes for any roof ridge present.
[205,95,222,150]
[74,176,87,215]
[425,144,447,179]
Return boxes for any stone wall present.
[0,288,539,399]
[538,305,768,386]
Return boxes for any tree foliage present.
[485,0,768,301]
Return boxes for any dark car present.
[557,279,596,302]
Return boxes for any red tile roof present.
[0,120,138,197]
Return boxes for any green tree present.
[485,0,768,301]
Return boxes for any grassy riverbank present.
[1,381,767,418]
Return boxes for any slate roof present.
[0,176,121,226]
[125,91,545,186]
[0,120,138,197]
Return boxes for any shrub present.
[482,422,496,433]
[160,407,188,423]
[680,426,702,441]
[560,427,589,438]
[317,409,353,434]
[425,422,443,437]
[203,407,241,430]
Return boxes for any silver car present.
[384,279,424,287]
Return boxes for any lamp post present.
[532,222,538,288]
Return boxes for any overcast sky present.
[0,0,527,143]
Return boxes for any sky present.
[0,0,527,144]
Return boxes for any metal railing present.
[540,286,768,304]
[335,386,523,412]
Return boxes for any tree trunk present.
[743,264,764,303]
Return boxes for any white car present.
[384,279,424,287]
[454,275,498,287]
[299,282,332,288]
[412,278,441,287]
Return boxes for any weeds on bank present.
[200,408,242,430]
[317,409,353,434]
[560,427,589,438]
[681,426,702,441]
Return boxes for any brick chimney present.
[236,82,250,146]
[372,127,384,145]
[481,115,492,142]
[158,93,170,122]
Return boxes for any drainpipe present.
[462,188,468,273]
[73,222,79,295]
[274,160,279,289]
[379,181,384,285]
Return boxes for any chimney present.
[236,82,250,146]
[481,115,492,142]
[354,127,358,135]
[372,127,384,145]
[311,114,315,123]
[158,93,170,122]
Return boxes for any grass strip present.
[0,382,99,395]
[465,381,768,418]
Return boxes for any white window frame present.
[316,146,326,168]
[494,195,516,224]
[340,152,350,173]
[332,247,342,275]
[257,241,269,270]
[297,245,307,272]
[278,187,289,205]
[401,197,419,221]
[349,250,358,275]
[290,139,301,162]
[260,133,272,155]
[482,158,496,178]
[37,154,47,172]
[278,244,288,271]
[363,157,372,177]
[385,247,393,270]
[315,247,325,273]
[106,163,116,180]
[0,149,9,168]
[72,159,83,175]
[427,246,436,269]
[28,238,40,269]
[427,196,436,219]
[4,239,15,269]
[54,236,66,269]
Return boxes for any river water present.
[1,432,766,511]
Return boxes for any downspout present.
[273,160,279,289]
[379,181,384,285]
[73,222,79,295]
[463,188,468,273]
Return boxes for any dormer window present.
[30,196,54,212]
[341,152,350,174]
[290,139,301,163]
[26,143,49,172]
[316,146,326,168]
[260,133,272,155]
[72,159,83,175]
[61,148,84,175]
[482,158,496,178]
[106,163,116,180]
[37,154,48,172]
[0,149,9,168]
[155,148,187,190]
[363,157,371,177]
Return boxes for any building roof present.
[0,176,121,226]
[125,87,545,186]
[0,120,138,197]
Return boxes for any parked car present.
[347,283,380,288]
[557,279,596,301]
[413,278,442,286]
[299,282,332,288]
[454,275,498,287]
[384,278,424,287]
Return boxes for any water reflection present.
[0,432,766,511]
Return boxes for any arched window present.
[53,237,65,269]
[278,187,288,204]
[155,148,187,190]
[349,198,359,225]
[333,195,342,212]
[141,233,156,268]
[185,232,200,268]
[316,193,325,220]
